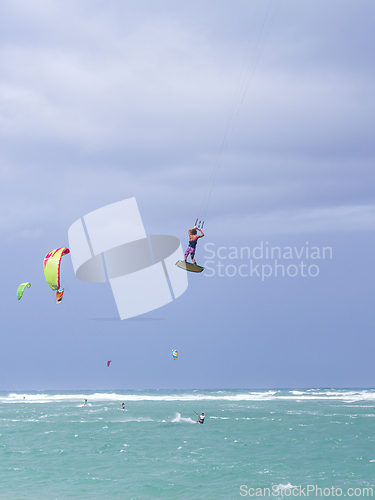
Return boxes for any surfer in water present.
[196,412,205,424]
[184,227,204,265]
[121,403,125,410]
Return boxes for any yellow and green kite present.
[43,248,70,303]
[17,282,31,300]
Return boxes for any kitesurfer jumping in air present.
[184,227,204,265]
[196,412,205,424]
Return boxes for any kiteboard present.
[176,261,204,273]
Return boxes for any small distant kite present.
[172,349,178,360]
[107,360,112,367]
[17,282,31,300]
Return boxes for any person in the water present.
[197,412,205,424]
[84,398,87,406]
[184,227,204,265]
[121,403,125,410]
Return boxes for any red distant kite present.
[107,360,111,367]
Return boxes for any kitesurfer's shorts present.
[184,246,196,258]
[198,419,204,424]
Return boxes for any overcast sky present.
[1,0,374,391]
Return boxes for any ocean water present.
[0,389,374,499]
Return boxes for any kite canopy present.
[107,360,111,367]
[17,282,31,300]
[172,349,178,360]
[43,248,70,291]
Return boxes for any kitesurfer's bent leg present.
[184,246,196,264]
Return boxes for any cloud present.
[0,0,374,238]
[215,204,375,236]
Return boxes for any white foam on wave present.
[118,417,154,423]
[274,483,298,492]
[171,413,195,424]
[1,389,374,404]
[3,393,97,404]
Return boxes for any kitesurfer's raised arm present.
[188,227,204,238]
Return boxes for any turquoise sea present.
[0,389,374,499]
